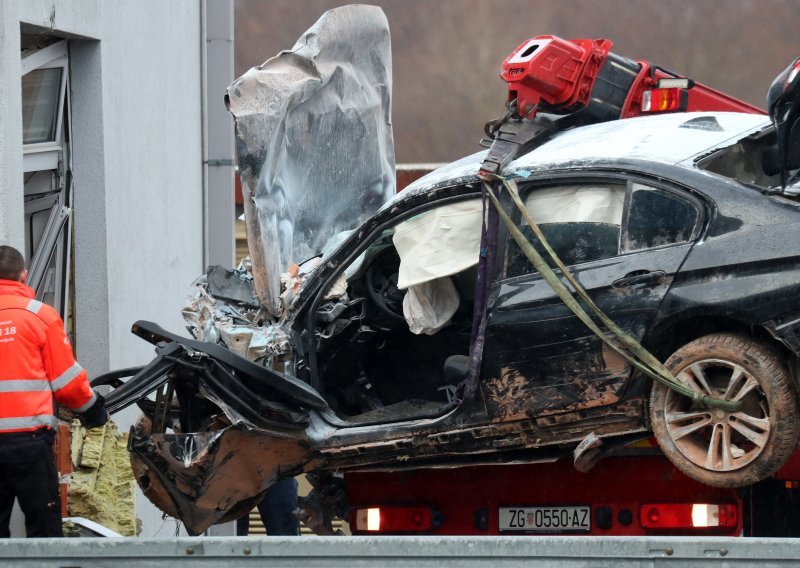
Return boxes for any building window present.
[21,38,72,322]
[22,67,63,144]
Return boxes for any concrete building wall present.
[0,0,235,537]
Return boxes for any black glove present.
[79,392,109,429]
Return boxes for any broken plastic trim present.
[484,175,741,412]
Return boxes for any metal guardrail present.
[3,536,800,567]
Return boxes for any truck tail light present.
[641,88,688,113]
[352,507,437,533]
[640,503,738,529]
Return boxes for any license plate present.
[499,506,591,533]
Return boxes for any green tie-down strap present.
[483,175,741,412]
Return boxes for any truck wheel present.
[650,333,799,488]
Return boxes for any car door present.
[481,177,703,421]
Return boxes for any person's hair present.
[0,246,25,281]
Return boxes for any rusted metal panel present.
[54,421,72,517]
[129,425,321,536]
[480,343,629,423]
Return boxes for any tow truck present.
[335,35,800,538]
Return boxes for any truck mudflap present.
[92,320,327,534]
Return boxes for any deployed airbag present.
[523,184,624,224]
[403,277,460,335]
[393,199,484,289]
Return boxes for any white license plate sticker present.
[499,506,591,532]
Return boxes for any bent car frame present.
[98,109,800,535]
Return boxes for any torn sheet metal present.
[392,199,484,289]
[226,5,395,316]
[206,265,259,307]
[129,421,320,535]
[182,266,291,365]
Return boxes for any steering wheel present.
[363,246,406,321]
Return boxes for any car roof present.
[391,112,771,207]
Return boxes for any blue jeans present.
[237,478,299,536]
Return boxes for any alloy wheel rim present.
[663,358,771,472]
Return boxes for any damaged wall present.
[0,0,234,537]
[68,420,137,536]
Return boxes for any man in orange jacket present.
[0,245,108,538]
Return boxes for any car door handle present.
[612,270,666,288]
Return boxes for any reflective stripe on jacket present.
[0,279,95,434]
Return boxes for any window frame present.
[304,186,485,397]
[620,180,705,255]
[501,173,707,282]
[20,39,73,321]
[503,178,627,280]
[22,40,69,169]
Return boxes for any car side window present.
[507,183,625,278]
[624,183,699,252]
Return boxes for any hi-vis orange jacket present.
[0,279,96,433]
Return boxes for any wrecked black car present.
[99,110,800,534]
[94,7,800,535]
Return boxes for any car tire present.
[650,333,799,488]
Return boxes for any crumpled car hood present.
[225,5,396,316]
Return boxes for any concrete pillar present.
[203,0,236,269]
[0,0,25,248]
